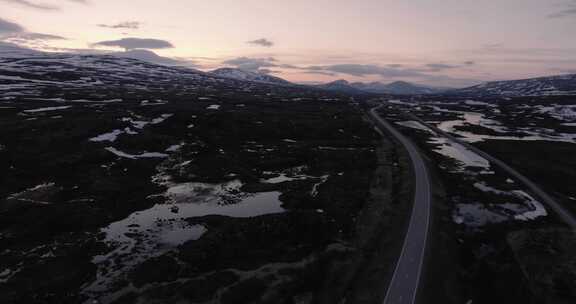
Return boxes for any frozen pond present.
[261,173,308,184]
[88,114,175,145]
[105,147,168,159]
[89,129,124,142]
[428,137,490,171]
[23,106,72,113]
[434,108,576,144]
[453,183,547,228]
[84,178,286,299]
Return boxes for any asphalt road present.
[369,105,431,304]
[412,115,576,230]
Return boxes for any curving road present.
[369,105,431,304]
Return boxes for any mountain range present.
[0,44,322,102]
[1,43,576,98]
[316,79,449,95]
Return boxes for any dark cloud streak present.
[0,17,25,34]
[549,0,576,18]
[247,38,274,47]
[98,21,141,30]
[8,32,66,40]
[92,38,174,50]
[304,64,424,77]
[0,17,66,42]
[425,63,458,71]
[1,0,87,10]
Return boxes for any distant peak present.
[387,81,413,86]
[331,79,350,85]
[112,49,185,66]
[209,67,291,85]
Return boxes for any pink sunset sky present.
[1,0,576,87]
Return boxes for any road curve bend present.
[369,105,432,304]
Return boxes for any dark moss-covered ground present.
[378,100,576,304]
[475,140,576,207]
[0,89,411,304]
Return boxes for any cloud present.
[12,32,66,40]
[92,38,174,50]
[425,63,458,71]
[258,68,281,74]
[98,21,141,30]
[549,0,576,18]
[222,56,277,71]
[0,0,86,10]
[216,55,479,87]
[0,17,24,34]
[0,17,66,43]
[1,0,57,10]
[112,49,197,67]
[304,64,424,77]
[288,62,480,87]
[303,70,337,76]
[247,38,274,47]
[452,47,576,63]
[484,43,503,49]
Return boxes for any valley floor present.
[0,94,414,304]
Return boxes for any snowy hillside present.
[451,74,576,97]
[209,68,292,85]
[0,46,324,101]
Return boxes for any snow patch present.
[105,147,168,159]
[23,106,72,113]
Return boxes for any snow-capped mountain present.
[0,51,208,98]
[111,49,189,66]
[209,68,291,85]
[0,46,326,101]
[450,74,576,97]
[317,79,445,95]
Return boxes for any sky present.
[1,0,576,87]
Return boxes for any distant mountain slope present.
[317,79,445,95]
[0,47,328,101]
[379,81,444,95]
[316,80,364,93]
[209,68,291,85]
[0,42,41,58]
[111,49,187,66]
[450,74,576,97]
[349,81,390,93]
